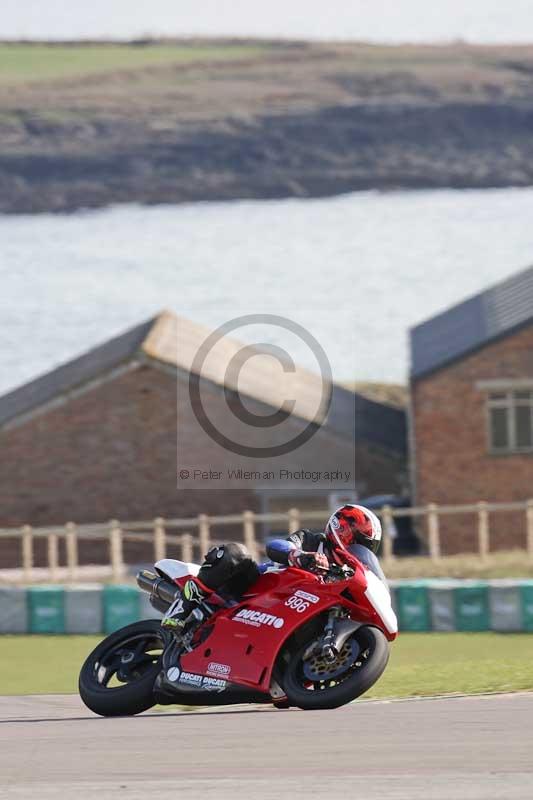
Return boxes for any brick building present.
[410,266,533,553]
[0,312,406,564]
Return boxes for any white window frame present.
[486,389,533,455]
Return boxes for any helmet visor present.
[347,533,380,556]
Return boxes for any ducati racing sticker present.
[233,608,285,629]
[166,667,227,693]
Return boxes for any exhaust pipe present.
[136,569,181,608]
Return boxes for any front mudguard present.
[274,611,381,682]
[331,618,362,652]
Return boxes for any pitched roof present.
[143,312,329,428]
[340,381,407,409]
[0,311,406,453]
[0,317,155,429]
[410,264,533,380]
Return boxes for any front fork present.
[303,607,361,663]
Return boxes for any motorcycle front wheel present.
[282,625,389,710]
[79,619,169,717]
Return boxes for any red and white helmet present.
[325,504,382,555]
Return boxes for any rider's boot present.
[161,578,209,634]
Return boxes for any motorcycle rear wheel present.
[79,619,169,717]
[282,625,389,710]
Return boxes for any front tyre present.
[282,625,389,710]
[79,619,169,717]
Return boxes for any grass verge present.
[1,632,532,698]
[386,550,533,580]
[0,42,266,85]
[365,632,533,699]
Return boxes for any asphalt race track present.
[1,692,532,800]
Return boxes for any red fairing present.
[179,557,398,695]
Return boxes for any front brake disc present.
[303,638,360,682]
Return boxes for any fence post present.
[109,519,124,582]
[243,511,259,561]
[527,499,533,558]
[197,514,210,560]
[181,533,194,563]
[427,503,441,561]
[477,501,490,560]
[288,508,301,534]
[65,522,78,582]
[153,517,166,562]
[47,533,59,582]
[381,505,394,563]
[21,525,33,582]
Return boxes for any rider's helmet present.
[325,504,382,556]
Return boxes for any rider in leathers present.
[162,504,385,633]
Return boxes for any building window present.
[487,391,533,454]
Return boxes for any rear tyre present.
[79,619,169,717]
[282,625,389,711]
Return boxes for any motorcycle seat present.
[155,558,201,581]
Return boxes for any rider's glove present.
[288,549,329,573]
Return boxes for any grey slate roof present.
[410,265,533,380]
[0,317,155,428]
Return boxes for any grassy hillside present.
[2,39,533,213]
[0,41,266,84]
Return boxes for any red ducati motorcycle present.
[79,551,397,715]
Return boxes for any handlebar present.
[323,562,355,581]
[297,559,356,581]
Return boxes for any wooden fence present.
[1,500,533,584]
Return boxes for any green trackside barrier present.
[1,580,533,635]
[103,584,141,633]
[65,585,103,634]
[489,581,522,632]
[28,586,65,634]
[454,582,490,631]
[389,584,398,618]
[428,581,458,632]
[519,582,533,631]
[139,589,162,621]
[0,586,28,633]
[395,581,431,631]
